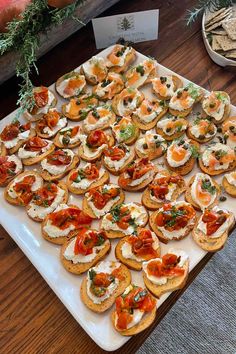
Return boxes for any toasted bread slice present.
[168,106,192,118]
[61,95,99,121]
[152,75,183,100]
[198,158,236,176]
[118,166,157,192]
[111,306,156,336]
[132,106,168,130]
[135,137,167,161]
[102,149,136,176]
[23,89,57,122]
[107,46,136,73]
[202,91,231,125]
[60,238,111,274]
[20,143,55,166]
[55,71,86,99]
[7,128,36,155]
[222,174,236,197]
[41,155,80,181]
[53,128,81,149]
[82,110,116,135]
[186,123,216,143]
[143,260,189,298]
[156,119,188,141]
[0,143,7,156]
[35,119,67,139]
[78,135,115,162]
[112,90,144,116]
[0,156,23,188]
[67,169,110,195]
[113,125,140,146]
[80,263,131,312]
[125,60,158,89]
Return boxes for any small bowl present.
[202,12,236,67]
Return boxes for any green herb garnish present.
[201,179,216,195]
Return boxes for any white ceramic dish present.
[0,46,235,351]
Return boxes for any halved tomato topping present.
[44,110,60,129]
[13,175,36,204]
[88,186,119,209]
[0,157,16,184]
[33,183,58,206]
[86,130,108,148]
[84,164,100,180]
[104,146,125,161]
[0,121,20,141]
[74,229,104,255]
[202,209,228,236]
[34,86,49,108]
[127,228,157,259]
[25,137,48,151]
[126,158,153,180]
[147,255,185,278]
[155,203,195,231]
[47,150,72,166]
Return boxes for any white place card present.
[92,9,159,49]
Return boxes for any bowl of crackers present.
[202,6,236,67]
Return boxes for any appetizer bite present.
[81,56,107,85]
[222,171,236,197]
[142,170,186,210]
[156,115,188,141]
[222,116,236,149]
[78,129,114,162]
[103,144,135,175]
[0,143,7,156]
[56,71,86,99]
[185,173,220,210]
[135,132,167,160]
[187,116,217,143]
[152,75,183,100]
[82,105,116,133]
[41,149,79,181]
[67,162,109,195]
[132,98,168,130]
[35,109,67,139]
[111,116,139,145]
[143,249,189,297]
[62,94,98,121]
[192,207,235,252]
[0,120,35,154]
[112,88,144,117]
[118,158,157,192]
[125,59,158,88]
[54,125,81,149]
[80,260,131,312]
[93,72,124,100]
[106,44,136,73]
[5,171,43,206]
[202,91,230,124]
[149,201,196,243]
[41,204,92,245]
[101,202,149,239]
[199,142,236,175]
[169,84,203,117]
[111,284,157,335]
[18,136,55,166]
[115,228,160,270]
[0,155,23,187]
[61,229,111,274]
[24,86,57,122]
[165,139,199,176]
[26,181,68,222]
[82,183,125,219]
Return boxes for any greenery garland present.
[187,0,234,25]
[0,0,85,114]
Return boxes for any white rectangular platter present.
[0,46,235,351]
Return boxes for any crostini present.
[222,116,236,149]
[41,149,79,181]
[118,158,157,192]
[199,142,236,176]
[54,125,81,149]
[35,109,67,139]
[101,202,149,239]
[4,171,43,206]
[142,170,186,210]
[115,228,160,271]
[125,59,158,88]
[169,84,203,117]
[56,71,86,99]
[103,144,135,175]
[202,91,230,124]
[18,136,55,166]
[132,98,168,130]
[0,155,23,187]
[26,181,68,222]
[82,104,116,134]
[81,56,108,85]
[185,172,220,210]
[93,72,124,100]
[80,260,131,312]
[24,86,57,122]
[0,143,7,156]
[60,229,111,274]
[111,284,157,335]
[106,44,136,73]
[152,75,183,100]
[187,116,217,143]
[82,183,125,219]
[111,116,139,145]
[0,120,35,154]
[143,249,189,297]
[41,204,92,245]
[112,88,144,116]
[78,129,114,162]
[67,162,109,195]
[135,132,167,160]
[149,201,196,243]
[222,171,236,197]
[156,115,188,141]
[192,207,235,252]
[62,94,98,121]
[165,138,199,176]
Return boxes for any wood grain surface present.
[1,0,236,353]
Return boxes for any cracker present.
[212,35,222,51]
[205,7,228,25]
[216,35,236,51]
[210,28,227,35]
[205,8,232,29]
[224,49,236,58]
[222,18,236,40]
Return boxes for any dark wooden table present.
[1,1,236,353]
